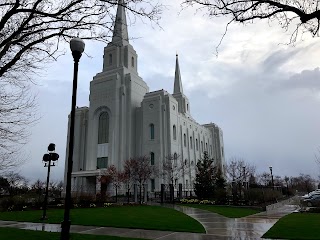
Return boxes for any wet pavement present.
[0,204,299,240]
[159,204,299,239]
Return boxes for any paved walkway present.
[171,204,299,239]
[0,204,299,240]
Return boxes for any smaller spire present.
[174,54,183,94]
[111,0,129,45]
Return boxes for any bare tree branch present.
[0,0,163,171]
[182,0,320,47]
[161,154,188,185]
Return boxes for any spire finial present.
[173,53,183,94]
[111,0,129,45]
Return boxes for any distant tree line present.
[193,153,318,206]
[0,172,63,211]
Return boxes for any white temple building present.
[64,0,225,195]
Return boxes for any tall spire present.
[174,54,183,94]
[111,0,129,45]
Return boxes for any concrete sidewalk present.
[0,204,298,240]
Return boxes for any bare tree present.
[0,150,27,174]
[0,0,162,81]
[182,0,320,46]
[290,173,316,193]
[162,154,188,186]
[274,175,284,187]
[131,156,157,203]
[97,171,112,201]
[5,171,28,195]
[257,172,271,186]
[123,158,136,203]
[226,157,255,200]
[104,165,122,202]
[49,180,64,197]
[0,0,163,171]
[0,176,10,195]
[227,157,255,183]
[31,179,45,202]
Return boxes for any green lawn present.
[0,227,146,240]
[263,213,320,239]
[0,205,205,233]
[182,204,261,218]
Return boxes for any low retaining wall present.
[266,196,299,212]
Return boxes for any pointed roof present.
[173,54,183,94]
[111,0,129,45]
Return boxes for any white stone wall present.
[139,90,224,191]
[63,107,88,193]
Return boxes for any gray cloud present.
[261,48,300,73]
[283,68,320,91]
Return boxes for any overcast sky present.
[20,1,320,183]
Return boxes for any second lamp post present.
[269,166,274,189]
[41,143,59,220]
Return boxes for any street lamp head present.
[269,166,272,171]
[43,153,51,162]
[70,38,85,53]
[48,143,55,152]
[50,153,59,161]
[70,38,85,61]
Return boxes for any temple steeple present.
[111,0,129,45]
[173,54,183,94]
[103,0,138,72]
[172,54,190,115]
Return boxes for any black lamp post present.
[60,38,85,240]
[269,166,274,190]
[243,166,246,190]
[41,143,59,220]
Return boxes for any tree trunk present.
[127,186,130,203]
[115,187,118,203]
[139,183,142,204]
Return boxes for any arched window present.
[183,134,186,147]
[109,54,112,65]
[131,56,135,67]
[206,143,208,151]
[150,123,155,139]
[184,159,187,166]
[174,153,177,166]
[98,112,109,144]
[196,139,198,151]
[190,136,193,149]
[201,141,203,152]
[173,125,176,140]
[150,152,155,165]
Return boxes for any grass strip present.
[0,205,205,233]
[181,204,261,218]
[262,213,320,239]
[0,227,146,240]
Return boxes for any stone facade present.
[64,1,225,195]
